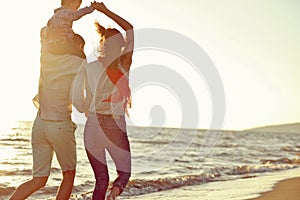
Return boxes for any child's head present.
[61,0,82,10]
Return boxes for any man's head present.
[74,34,85,51]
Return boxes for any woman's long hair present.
[94,21,131,115]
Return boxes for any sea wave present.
[0,186,15,197]
[0,137,30,143]
[0,169,32,176]
[126,160,300,196]
[261,158,300,165]
[0,167,61,177]
[226,163,299,175]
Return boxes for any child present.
[42,0,95,57]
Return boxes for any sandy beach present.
[249,177,300,200]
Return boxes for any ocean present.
[0,121,299,199]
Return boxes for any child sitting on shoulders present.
[42,0,96,58]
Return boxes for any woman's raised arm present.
[93,2,134,71]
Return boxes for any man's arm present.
[71,62,87,113]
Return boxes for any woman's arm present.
[93,2,133,31]
[93,2,134,71]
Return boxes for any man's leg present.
[9,176,48,200]
[10,115,52,200]
[56,170,76,200]
[47,120,77,200]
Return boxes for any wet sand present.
[250,177,300,200]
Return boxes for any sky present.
[0,0,299,130]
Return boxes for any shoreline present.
[2,168,300,200]
[120,168,300,200]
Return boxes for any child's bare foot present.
[106,186,121,200]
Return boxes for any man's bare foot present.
[106,186,121,200]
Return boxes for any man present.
[9,27,87,200]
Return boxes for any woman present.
[73,2,134,200]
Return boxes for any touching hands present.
[92,1,108,13]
